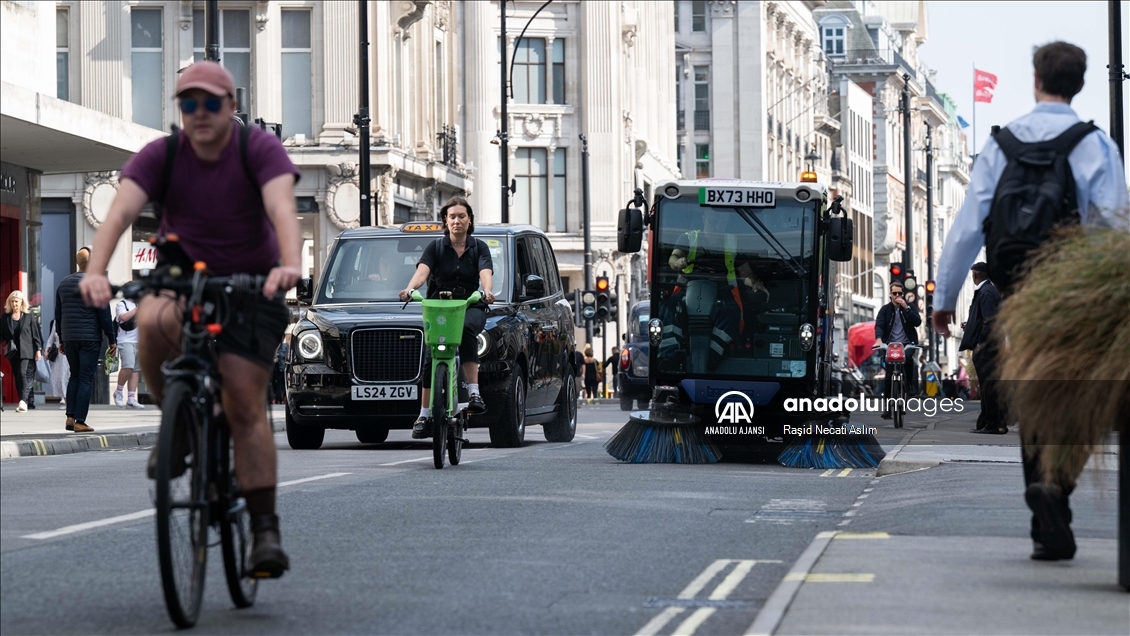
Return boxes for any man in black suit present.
[958,262,1004,434]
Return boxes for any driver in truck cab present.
[659,212,769,368]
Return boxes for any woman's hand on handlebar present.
[78,273,113,308]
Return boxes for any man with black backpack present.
[934,42,1128,562]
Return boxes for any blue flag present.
[957,115,970,129]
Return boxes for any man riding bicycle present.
[398,196,495,439]
[873,280,922,417]
[79,61,301,579]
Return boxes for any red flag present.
[974,68,998,103]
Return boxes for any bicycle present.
[874,343,921,429]
[116,243,269,628]
[408,289,481,469]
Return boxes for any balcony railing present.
[694,109,710,131]
[436,125,458,167]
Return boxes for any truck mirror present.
[617,207,644,253]
[296,277,314,304]
[827,216,853,262]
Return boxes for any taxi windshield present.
[316,236,509,304]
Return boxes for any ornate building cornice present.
[82,172,118,229]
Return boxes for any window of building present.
[691,0,707,32]
[56,9,69,101]
[823,27,844,56]
[553,148,566,232]
[512,38,546,104]
[695,144,710,178]
[435,40,445,128]
[552,39,565,105]
[674,0,680,32]
[281,9,312,138]
[131,8,163,130]
[193,9,252,113]
[693,66,709,131]
[514,148,548,229]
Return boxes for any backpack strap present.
[239,124,259,195]
[1045,120,1098,156]
[153,126,181,223]
[991,127,1025,162]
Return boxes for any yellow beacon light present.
[800,171,818,183]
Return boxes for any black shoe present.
[881,412,892,420]
[248,514,289,578]
[970,427,1002,434]
[467,394,487,414]
[1025,484,1076,561]
[411,417,431,439]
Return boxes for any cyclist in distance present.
[79,61,301,578]
[399,196,495,439]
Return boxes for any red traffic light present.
[924,280,936,293]
[596,276,610,291]
[889,264,902,277]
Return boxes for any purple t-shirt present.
[121,127,300,275]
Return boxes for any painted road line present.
[678,559,733,599]
[277,472,352,488]
[836,532,889,539]
[634,607,686,636]
[837,468,852,477]
[671,608,716,636]
[804,573,875,582]
[23,509,156,540]
[819,469,834,477]
[744,531,837,636]
[709,560,757,600]
[24,472,351,540]
[379,457,434,467]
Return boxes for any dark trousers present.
[972,341,1004,431]
[1021,441,1077,541]
[64,341,100,423]
[9,357,36,404]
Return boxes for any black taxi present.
[284,222,578,449]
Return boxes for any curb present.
[875,429,940,476]
[1,420,285,459]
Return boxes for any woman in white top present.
[114,298,144,408]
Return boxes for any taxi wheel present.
[489,371,526,448]
[543,372,577,443]
[285,406,325,450]
[355,427,389,444]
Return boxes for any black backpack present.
[153,123,259,222]
[983,121,1097,291]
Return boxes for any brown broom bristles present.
[995,226,1130,487]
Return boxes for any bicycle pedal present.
[452,437,470,445]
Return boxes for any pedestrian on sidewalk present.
[113,297,144,409]
[933,41,1128,562]
[1,290,44,413]
[56,247,117,433]
[45,319,70,409]
[958,263,1004,434]
[873,280,921,417]
[582,344,600,403]
[603,346,620,397]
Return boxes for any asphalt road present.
[1,405,1121,635]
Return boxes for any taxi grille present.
[351,328,423,382]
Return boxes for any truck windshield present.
[316,236,508,304]
[652,196,819,379]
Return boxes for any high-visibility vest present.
[681,230,738,287]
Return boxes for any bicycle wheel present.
[432,362,448,469]
[156,380,208,628]
[219,433,258,608]
[448,413,463,466]
[891,377,903,429]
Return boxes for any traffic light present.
[903,269,918,304]
[889,263,903,284]
[609,293,619,322]
[580,289,597,323]
[924,280,936,315]
[595,276,611,321]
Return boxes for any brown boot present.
[65,416,75,432]
[73,422,94,433]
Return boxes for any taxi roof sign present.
[402,222,443,232]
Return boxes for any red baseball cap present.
[175,61,235,98]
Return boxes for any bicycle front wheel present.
[219,433,258,608]
[891,377,903,429]
[432,362,448,469]
[156,380,209,628]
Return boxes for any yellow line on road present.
[837,468,852,477]
[820,469,834,477]
[836,532,890,539]
[805,573,875,582]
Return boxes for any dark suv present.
[617,300,650,410]
[285,223,578,449]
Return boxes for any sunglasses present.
[179,96,224,115]
[891,291,903,296]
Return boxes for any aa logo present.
[715,391,755,424]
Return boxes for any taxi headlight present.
[297,331,323,360]
[476,332,491,357]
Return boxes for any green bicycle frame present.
[412,290,482,421]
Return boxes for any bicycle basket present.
[421,299,470,348]
[886,343,905,362]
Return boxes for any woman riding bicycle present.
[400,196,495,439]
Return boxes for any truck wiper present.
[732,208,806,278]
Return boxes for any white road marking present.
[635,558,775,636]
[379,457,434,466]
[745,531,838,636]
[23,472,351,540]
[819,469,834,477]
[635,607,685,636]
[678,559,732,599]
[709,560,757,600]
[671,608,716,635]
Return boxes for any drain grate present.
[644,597,759,609]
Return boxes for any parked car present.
[617,300,650,410]
[284,222,578,449]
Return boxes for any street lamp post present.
[204,0,219,62]
[901,74,914,277]
[925,124,935,363]
[499,2,509,223]
[357,0,373,227]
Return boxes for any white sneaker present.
[16,400,28,412]
[114,391,125,408]
[127,398,145,409]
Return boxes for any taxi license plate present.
[351,385,417,400]
[698,187,775,207]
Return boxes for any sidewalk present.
[0,402,284,459]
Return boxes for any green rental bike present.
[411,289,481,469]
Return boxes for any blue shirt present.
[935,102,1128,311]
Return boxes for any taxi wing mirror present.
[296,277,314,304]
[521,274,546,301]
[827,216,854,262]
[617,207,644,253]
